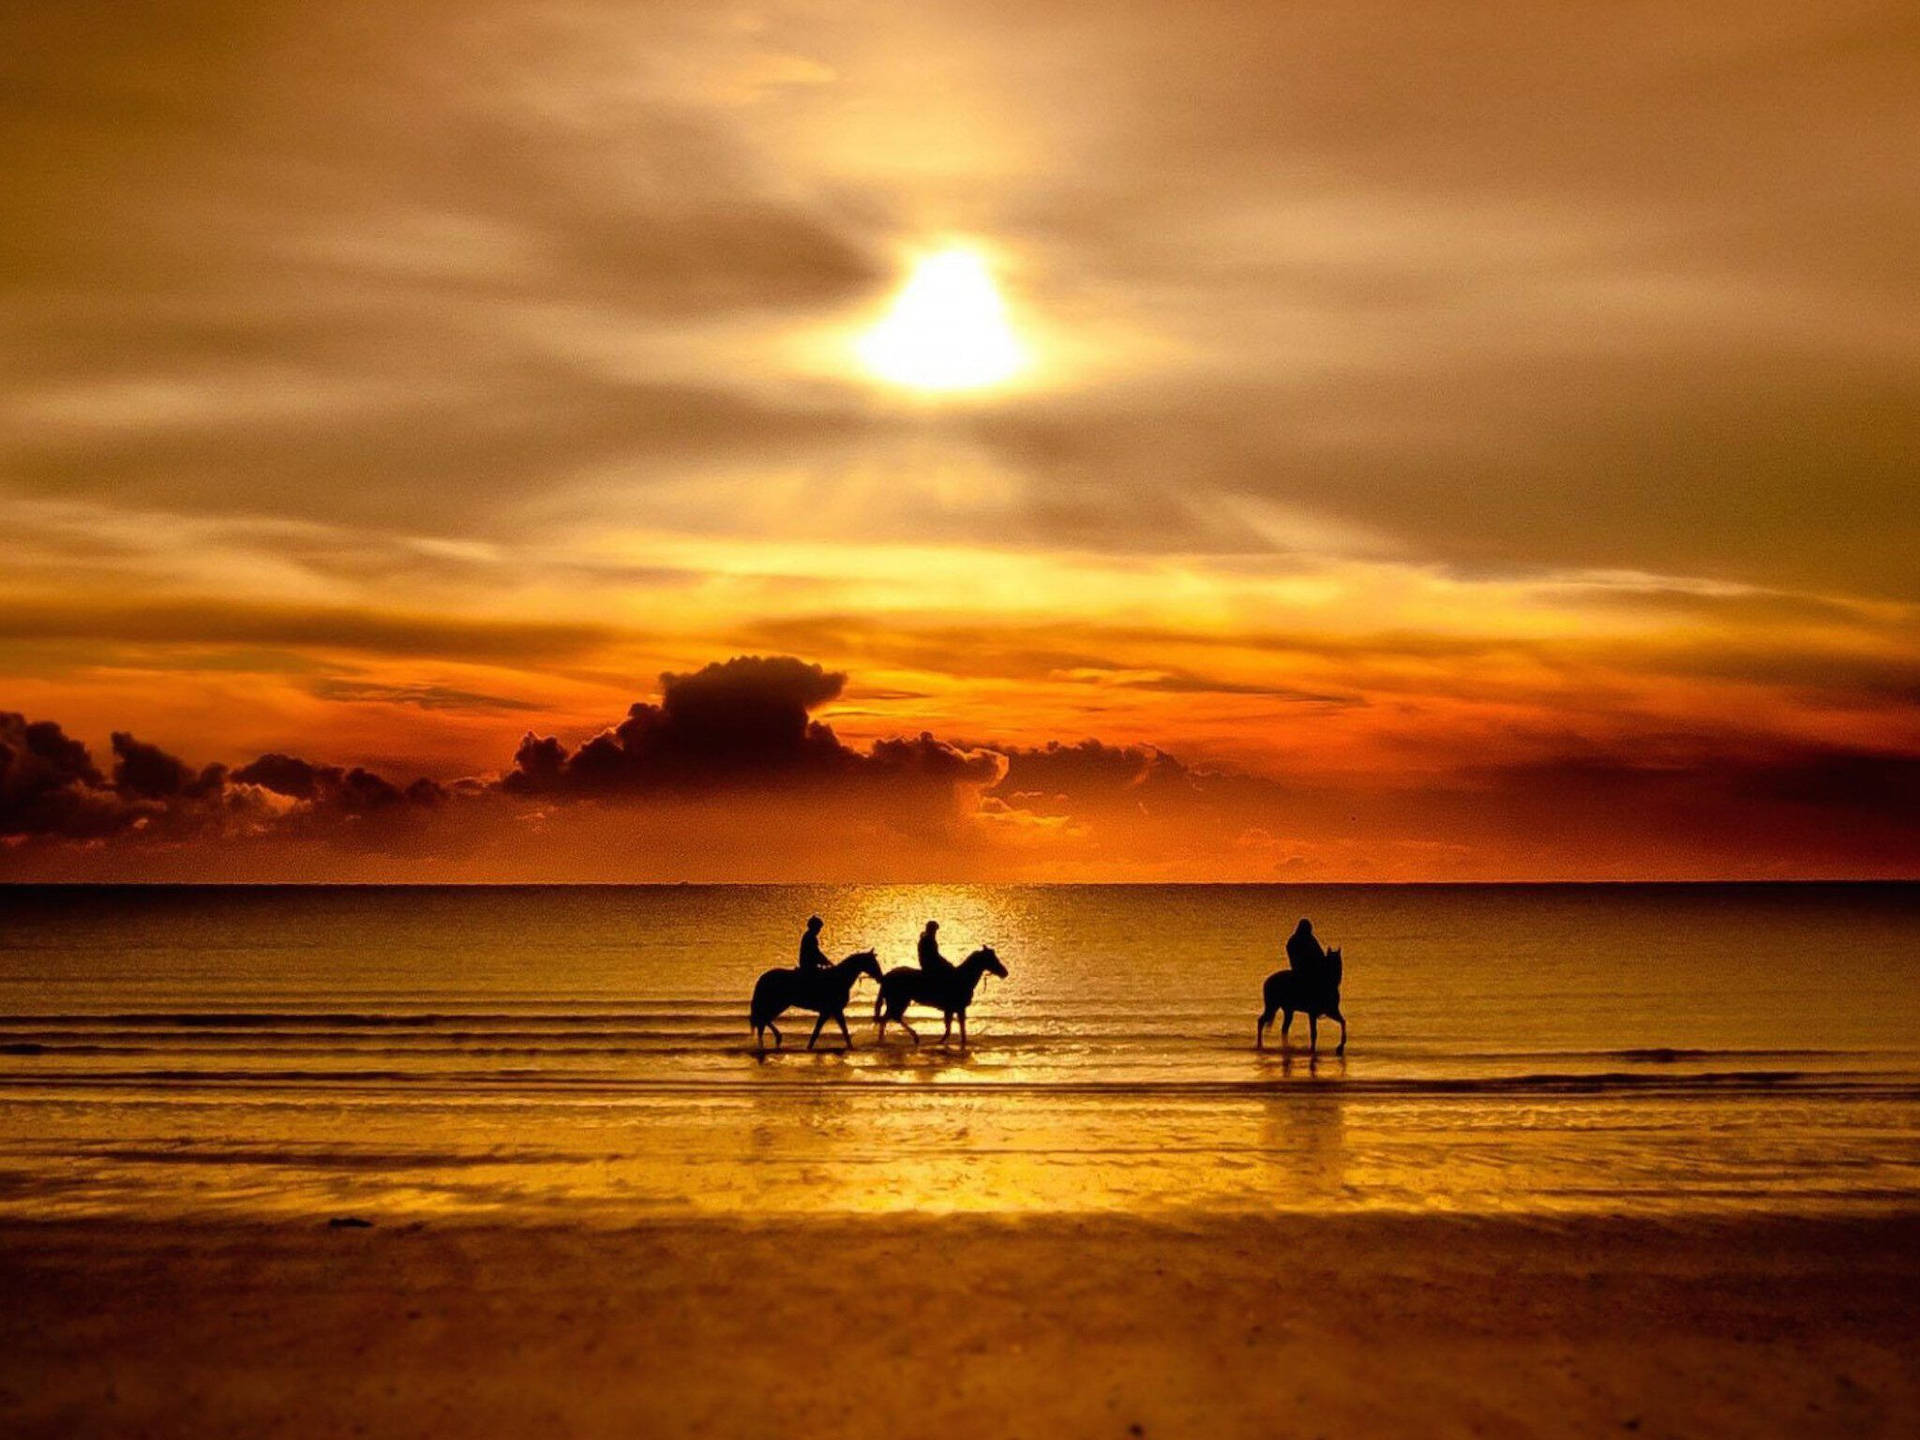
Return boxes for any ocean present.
[2,883,1916,1220]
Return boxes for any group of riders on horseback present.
[750,917,1006,1052]
[751,913,1347,1057]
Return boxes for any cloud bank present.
[4,656,1914,882]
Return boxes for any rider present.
[1285,918,1326,987]
[917,920,955,978]
[797,915,830,972]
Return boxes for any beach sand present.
[3,1213,1914,1438]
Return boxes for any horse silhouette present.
[873,946,1006,1046]
[750,949,882,1053]
[1256,946,1346,1054]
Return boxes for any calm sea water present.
[1,884,1916,1220]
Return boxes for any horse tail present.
[749,970,782,1029]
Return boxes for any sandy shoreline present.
[3,1212,1915,1438]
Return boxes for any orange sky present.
[2,3,1917,880]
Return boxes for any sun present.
[856,245,1027,393]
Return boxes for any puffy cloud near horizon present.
[3,656,1917,881]
[0,711,446,854]
[503,657,1003,797]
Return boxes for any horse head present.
[1325,946,1343,991]
[841,949,882,984]
[965,946,1008,981]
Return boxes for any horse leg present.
[808,1013,827,1051]
[900,1014,920,1045]
[1257,1006,1276,1049]
[1333,1008,1347,1056]
[941,1013,953,1046]
[1280,1009,1294,1047]
[959,1011,968,1048]
[1308,1013,1319,1054]
[754,1024,765,1054]
[835,1011,852,1050]
[768,1021,782,1049]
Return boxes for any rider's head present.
[924,920,939,932]
[807,915,823,931]
[1296,918,1314,934]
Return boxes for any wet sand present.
[3,1213,1915,1438]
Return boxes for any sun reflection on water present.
[5,884,1919,1221]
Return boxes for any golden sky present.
[3,2,1917,879]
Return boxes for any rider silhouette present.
[1285,918,1326,987]
[798,915,829,972]
[917,920,954,978]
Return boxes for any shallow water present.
[2,883,1916,1218]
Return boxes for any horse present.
[1256,946,1346,1054]
[873,946,1007,1046]
[749,949,882,1053]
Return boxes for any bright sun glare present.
[857,246,1027,393]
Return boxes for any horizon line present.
[3,878,1916,890]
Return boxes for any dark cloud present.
[0,715,440,847]
[4,655,1919,877]
[1449,737,1920,873]
[0,712,121,839]
[504,656,1001,796]
[230,754,335,803]
[1,655,1017,860]
[1732,747,1920,819]
[231,753,443,817]
[111,732,222,801]
[994,739,1187,799]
